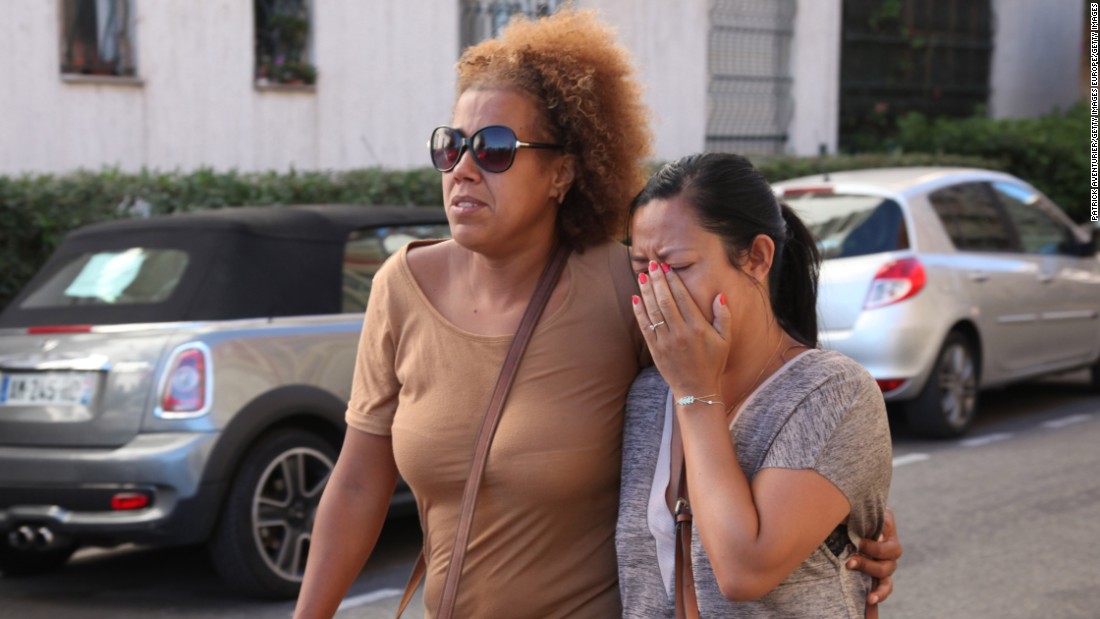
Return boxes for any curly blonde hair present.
[456,8,653,249]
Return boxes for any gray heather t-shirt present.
[617,348,892,618]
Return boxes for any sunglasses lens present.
[430,128,461,171]
[472,126,516,173]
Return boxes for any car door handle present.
[968,271,989,283]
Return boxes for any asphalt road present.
[1,372,1097,618]
[886,371,1100,619]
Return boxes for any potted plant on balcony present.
[255,8,317,86]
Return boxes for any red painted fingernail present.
[638,272,648,285]
[649,261,658,272]
[661,263,670,273]
[632,295,640,305]
[719,293,726,306]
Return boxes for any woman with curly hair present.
[293,9,897,619]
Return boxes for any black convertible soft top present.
[63,204,446,241]
[0,205,448,328]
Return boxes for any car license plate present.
[0,372,97,406]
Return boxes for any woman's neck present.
[452,234,560,314]
[719,319,802,418]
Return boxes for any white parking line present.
[1041,414,1094,429]
[959,432,1014,447]
[338,588,404,611]
[892,453,930,467]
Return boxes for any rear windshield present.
[19,248,189,308]
[785,193,909,260]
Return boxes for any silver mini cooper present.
[0,205,449,596]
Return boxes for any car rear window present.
[19,248,189,308]
[785,193,909,260]
[342,224,452,313]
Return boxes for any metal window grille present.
[60,0,136,76]
[839,0,993,151]
[254,0,317,85]
[706,0,796,155]
[459,0,566,50]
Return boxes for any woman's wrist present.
[672,386,725,409]
[675,393,722,406]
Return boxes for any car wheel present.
[209,429,336,598]
[905,331,979,438]
[0,539,78,577]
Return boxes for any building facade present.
[0,0,1084,175]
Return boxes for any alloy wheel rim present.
[250,446,334,582]
[938,343,977,429]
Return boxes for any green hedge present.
[886,103,1088,223]
[0,152,1007,311]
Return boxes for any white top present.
[647,390,677,597]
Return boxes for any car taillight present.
[779,186,834,198]
[864,257,926,309]
[27,325,93,334]
[876,379,907,393]
[159,344,210,416]
[111,492,151,511]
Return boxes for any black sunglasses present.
[428,125,562,173]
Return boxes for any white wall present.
[2,2,146,172]
[313,1,457,169]
[2,0,716,175]
[1,0,705,174]
[3,0,1089,176]
[589,0,710,161]
[989,0,1084,118]
[787,0,841,156]
[0,0,458,175]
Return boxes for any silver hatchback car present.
[774,168,1100,438]
[0,205,450,596]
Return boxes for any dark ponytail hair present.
[629,152,822,347]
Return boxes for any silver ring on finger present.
[648,320,666,331]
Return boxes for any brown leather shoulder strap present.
[394,552,427,617]
[395,244,572,619]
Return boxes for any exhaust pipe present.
[33,526,56,550]
[7,525,35,550]
[6,525,66,551]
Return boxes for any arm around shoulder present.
[811,367,893,542]
[293,427,399,619]
[699,361,891,601]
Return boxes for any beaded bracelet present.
[676,394,723,407]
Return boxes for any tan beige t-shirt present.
[346,239,645,618]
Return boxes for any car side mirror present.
[1080,227,1100,256]
[1073,226,1100,256]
